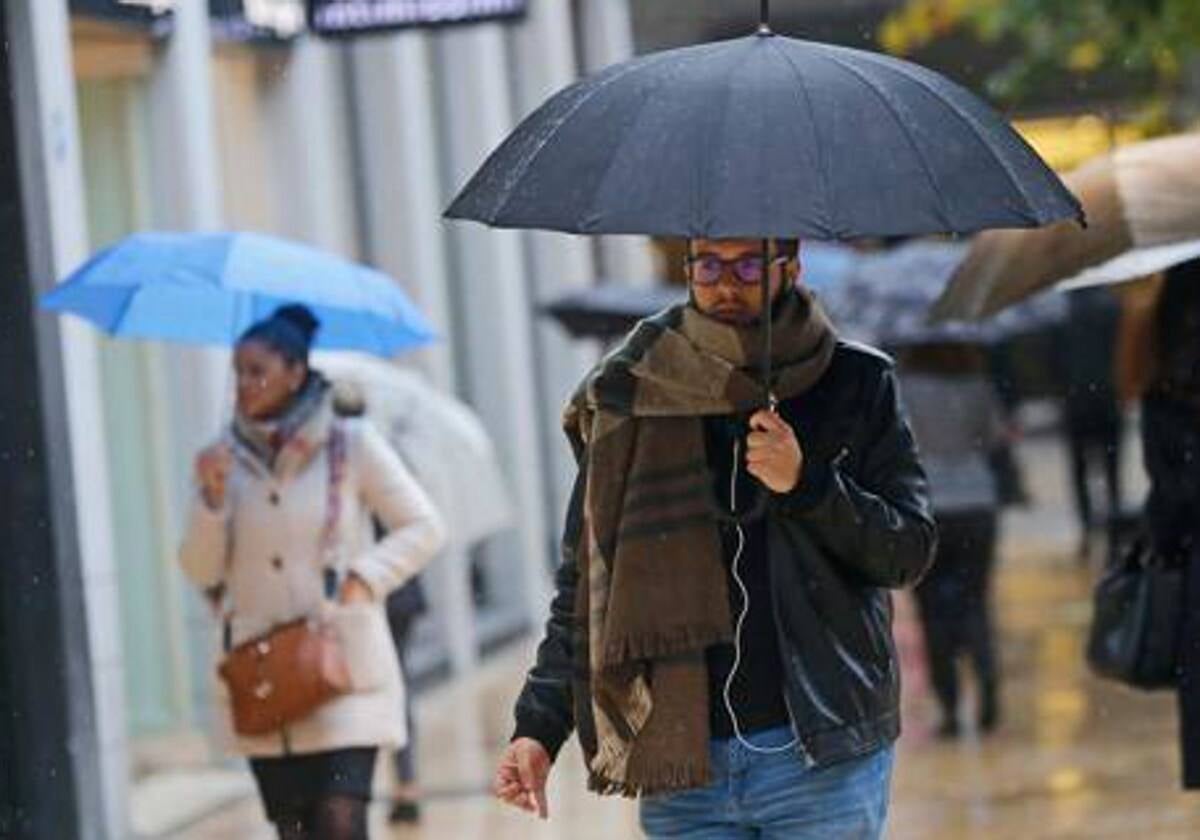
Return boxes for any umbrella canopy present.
[315,354,512,550]
[816,241,1065,348]
[933,132,1200,321]
[41,231,436,356]
[446,31,1080,239]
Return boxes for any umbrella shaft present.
[762,237,773,407]
[760,0,770,29]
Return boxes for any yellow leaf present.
[1067,41,1103,73]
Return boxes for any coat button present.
[269,491,280,505]
[271,556,284,570]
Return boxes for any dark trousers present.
[1179,548,1200,789]
[914,511,999,722]
[1065,409,1122,536]
[1143,396,1200,788]
[386,610,417,785]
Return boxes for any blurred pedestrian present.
[384,578,426,823]
[1135,259,1200,789]
[985,345,1031,508]
[331,380,428,825]
[897,342,1005,738]
[180,305,446,840]
[1060,286,1124,560]
[493,238,935,839]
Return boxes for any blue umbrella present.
[41,231,436,356]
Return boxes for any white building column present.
[147,0,226,466]
[509,0,600,529]
[6,1,127,836]
[144,0,234,731]
[260,38,360,258]
[347,33,477,674]
[435,24,553,627]
[347,34,456,388]
[577,0,658,286]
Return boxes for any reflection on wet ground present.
[180,435,1200,838]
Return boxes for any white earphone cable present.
[722,436,798,755]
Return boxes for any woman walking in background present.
[330,379,429,826]
[897,342,1006,738]
[1129,260,1200,789]
[180,305,445,839]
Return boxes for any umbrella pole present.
[759,0,771,33]
[761,237,776,411]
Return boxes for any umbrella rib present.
[489,50,681,227]
[108,284,143,337]
[816,52,953,232]
[699,43,751,235]
[574,45,724,235]
[770,42,836,237]
[836,49,1046,225]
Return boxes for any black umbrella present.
[446,2,1081,401]
[446,10,1079,238]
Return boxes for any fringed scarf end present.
[587,760,712,799]
[600,624,731,668]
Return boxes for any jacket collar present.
[232,394,336,481]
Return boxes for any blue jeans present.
[638,727,894,839]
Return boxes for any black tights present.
[273,795,369,840]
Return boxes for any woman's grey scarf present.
[232,373,331,470]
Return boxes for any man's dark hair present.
[686,238,800,259]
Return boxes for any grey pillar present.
[347,34,456,388]
[4,1,123,836]
[509,0,600,530]
[144,0,234,732]
[147,0,227,476]
[436,24,553,627]
[260,38,360,258]
[577,0,658,286]
[347,32,477,674]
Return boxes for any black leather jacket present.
[512,341,936,768]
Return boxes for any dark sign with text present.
[69,0,174,36]
[307,0,526,37]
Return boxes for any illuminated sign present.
[210,0,306,41]
[307,0,527,37]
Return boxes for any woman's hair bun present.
[273,304,320,346]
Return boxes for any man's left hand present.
[746,409,804,493]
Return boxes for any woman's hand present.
[196,443,233,510]
[338,573,374,605]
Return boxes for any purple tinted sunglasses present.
[686,253,789,286]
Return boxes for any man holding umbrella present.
[450,4,1080,834]
[494,237,936,837]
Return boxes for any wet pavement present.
[175,431,1200,838]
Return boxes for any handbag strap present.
[320,421,348,562]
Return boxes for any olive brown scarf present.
[564,289,836,797]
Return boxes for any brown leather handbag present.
[219,617,352,736]
[218,424,352,737]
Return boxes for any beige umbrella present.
[932,132,1200,321]
[314,353,513,551]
